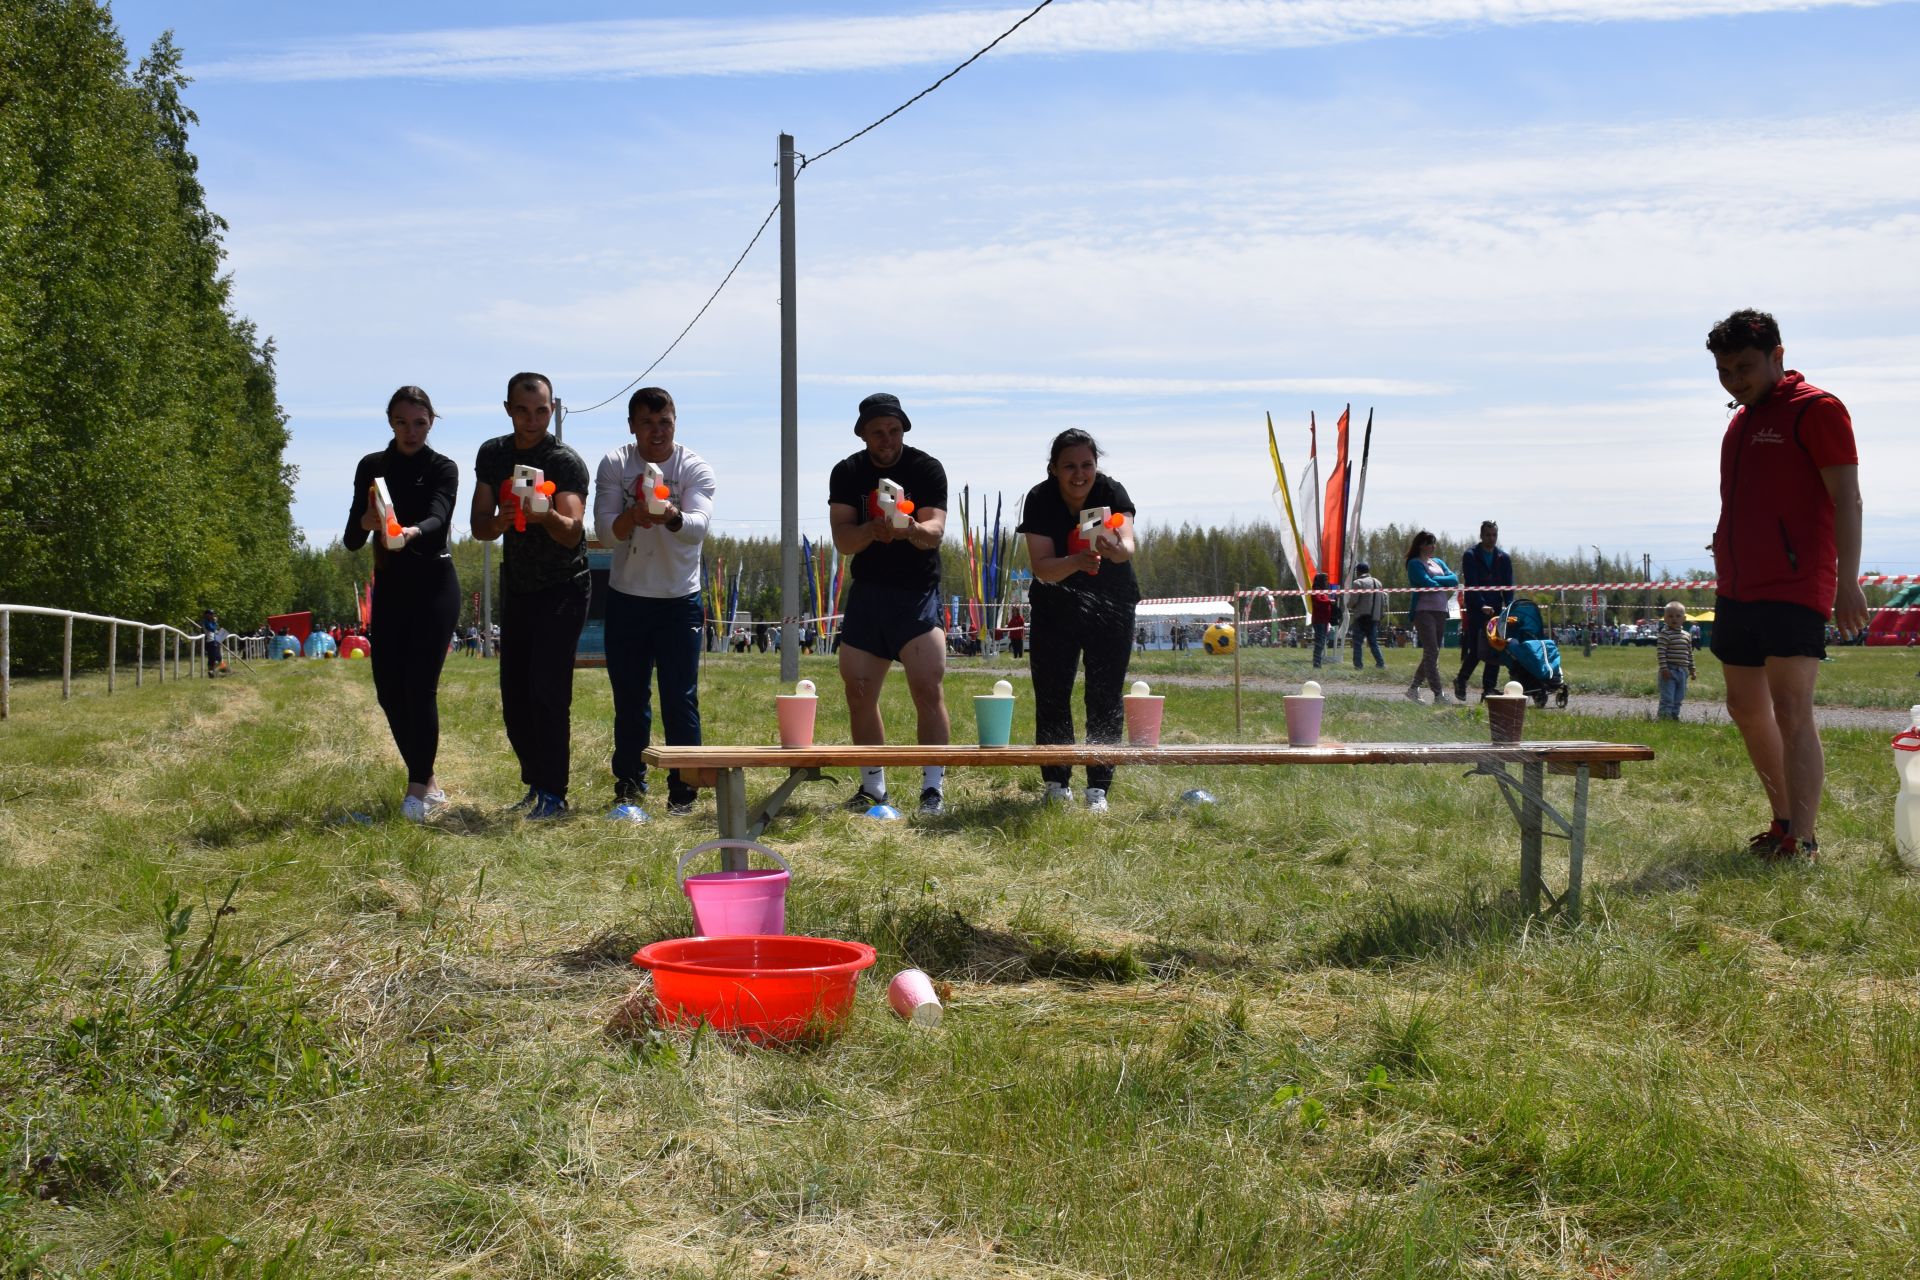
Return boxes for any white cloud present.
[803,371,1450,395]
[196,0,1905,81]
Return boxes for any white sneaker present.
[401,795,429,823]
[423,789,449,815]
[1044,783,1074,806]
[1084,787,1109,814]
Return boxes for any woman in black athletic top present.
[344,387,462,821]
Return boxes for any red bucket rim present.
[633,935,876,978]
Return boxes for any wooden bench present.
[644,740,1655,922]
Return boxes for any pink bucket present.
[678,839,792,937]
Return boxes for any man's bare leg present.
[1724,664,1791,826]
[898,628,951,745]
[1764,655,1824,842]
[839,643,892,745]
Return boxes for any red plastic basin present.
[632,935,877,1043]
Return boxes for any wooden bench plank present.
[644,741,1654,770]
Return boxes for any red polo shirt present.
[1712,371,1856,614]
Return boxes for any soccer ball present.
[1202,621,1236,655]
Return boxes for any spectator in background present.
[1404,530,1459,704]
[1655,601,1696,720]
[1348,561,1387,669]
[1309,572,1334,668]
[1455,520,1514,701]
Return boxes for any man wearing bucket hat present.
[828,393,951,816]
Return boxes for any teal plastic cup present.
[974,694,1015,747]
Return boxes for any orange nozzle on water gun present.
[896,499,915,516]
[537,480,557,497]
[386,519,403,538]
[653,484,671,502]
[1104,512,1125,530]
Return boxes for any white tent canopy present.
[1134,598,1235,619]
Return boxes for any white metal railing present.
[0,604,206,720]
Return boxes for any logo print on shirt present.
[1752,427,1785,445]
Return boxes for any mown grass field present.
[1,644,1916,1278]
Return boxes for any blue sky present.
[109,0,1920,578]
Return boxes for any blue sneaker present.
[526,791,570,821]
[608,801,648,824]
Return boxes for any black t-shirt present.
[827,444,948,592]
[1017,473,1141,614]
[474,433,591,594]
[344,443,460,576]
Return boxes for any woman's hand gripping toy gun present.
[370,477,407,549]
[1075,506,1126,575]
[641,462,671,516]
[507,465,557,532]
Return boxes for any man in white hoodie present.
[594,387,717,821]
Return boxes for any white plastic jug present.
[1896,707,1920,870]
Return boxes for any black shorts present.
[839,580,941,662]
[1709,595,1827,667]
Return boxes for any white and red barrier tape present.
[1219,573,1916,598]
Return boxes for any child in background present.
[1656,601,1697,720]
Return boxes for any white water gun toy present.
[369,477,405,549]
[508,465,556,532]
[876,478,914,529]
[642,462,670,516]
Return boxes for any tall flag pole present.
[1320,404,1351,584]
[1266,413,1315,614]
[1344,408,1374,601]
[1298,412,1323,575]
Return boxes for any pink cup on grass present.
[888,968,943,1026]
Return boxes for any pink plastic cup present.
[1283,695,1324,747]
[887,968,943,1026]
[1124,695,1166,747]
[775,695,817,748]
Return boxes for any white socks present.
[861,766,887,799]
[922,765,945,793]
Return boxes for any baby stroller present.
[1487,599,1568,708]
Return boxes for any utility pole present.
[1586,544,1600,657]
[778,132,800,686]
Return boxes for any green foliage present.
[0,3,293,667]
[0,883,352,1205]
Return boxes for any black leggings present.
[1030,602,1135,791]
[370,561,460,787]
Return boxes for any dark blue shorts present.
[1709,595,1827,667]
[839,580,941,662]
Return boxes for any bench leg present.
[1566,764,1590,925]
[715,769,750,864]
[1520,761,1546,915]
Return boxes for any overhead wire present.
[569,0,1057,414]
[798,0,1055,173]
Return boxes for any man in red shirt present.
[1707,309,1866,862]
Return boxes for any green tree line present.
[0,3,294,669]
